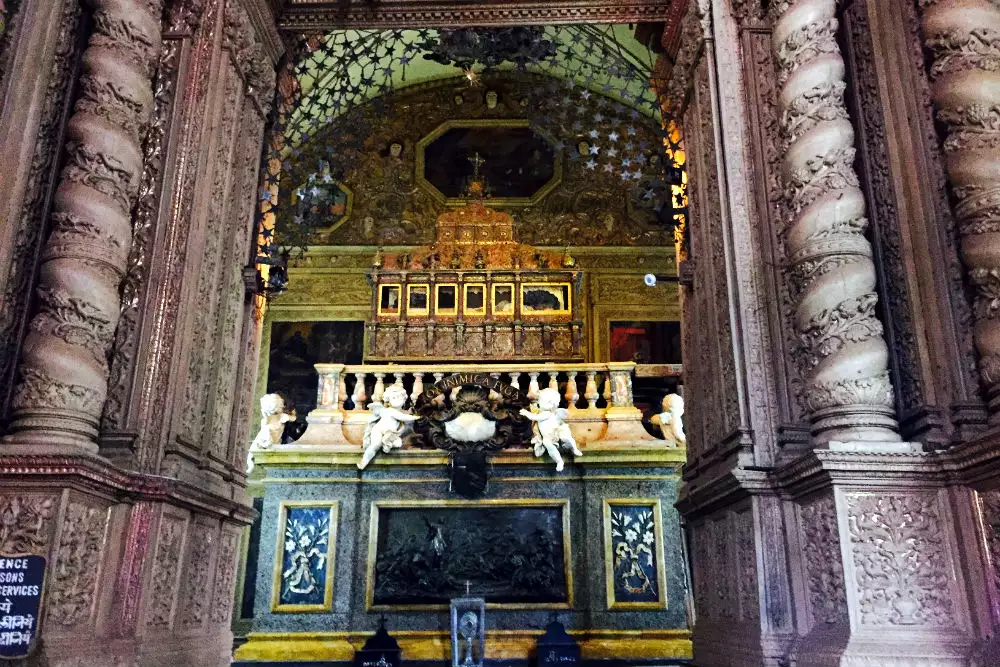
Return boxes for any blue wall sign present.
[0,554,46,659]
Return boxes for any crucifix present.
[468,152,485,178]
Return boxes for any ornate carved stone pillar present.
[770,0,902,445]
[3,0,163,451]
[918,0,1000,417]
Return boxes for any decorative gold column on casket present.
[367,179,584,361]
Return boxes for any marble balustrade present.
[291,361,679,448]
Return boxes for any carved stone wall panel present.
[0,0,82,424]
[131,0,220,475]
[205,93,267,465]
[741,24,806,430]
[178,520,218,633]
[145,511,188,630]
[845,492,956,628]
[101,29,183,443]
[0,493,58,555]
[179,61,244,450]
[46,500,111,632]
[209,525,240,625]
[680,51,717,463]
[978,490,1000,618]
[734,507,760,622]
[797,492,847,627]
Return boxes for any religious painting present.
[436,284,458,315]
[417,120,560,205]
[408,284,429,315]
[272,501,339,612]
[267,321,365,434]
[610,321,681,364]
[521,283,571,315]
[379,284,401,316]
[464,284,486,316]
[492,284,514,316]
[367,500,572,610]
[311,181,352,232]
[603,499,667,610]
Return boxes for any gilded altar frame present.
[602,498,668,610]
[271,500,340,613]
[365,498,573,611]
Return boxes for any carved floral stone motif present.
[179,522,214,630]
[47,502,109,628]
[846,493,954,627]
[769,0,900,444]
[146,515,185,629]
[210,528,239,625]
[0,495,57,555]
[798,493,847,625]
[980,491,1000,597]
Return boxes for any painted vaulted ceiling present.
[286,24,662,150]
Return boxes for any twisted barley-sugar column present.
[4,0,163,451]
[771,0,901,444]
[919,0,1000,416]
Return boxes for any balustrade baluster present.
[393,373,405,389]
[548,371,559,392]
[339,373,349,411]
[584,370,599,410]
[372,373,386,404]
[411,372,425,405]
[527,372,541,403]
[352,373,368,410]
[509,372,521,394]
[565,371,579,408]
[601,372,612,407]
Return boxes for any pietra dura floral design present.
[604,500,666,609]
[272,503,338,612]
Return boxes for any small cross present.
[465,580,472,596]
[468,152,485,177]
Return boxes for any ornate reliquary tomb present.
[367,181,583,361]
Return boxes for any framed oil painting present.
[492,284,514,316]
[367,499,572,611]
[610,321,681,364]
[521,283,571,315]
[378,284,401,316]
[436,284,458,316]
[603,498,667,610]
[407,284,429,315]
[271,501,339,612]
[464,284,486,316]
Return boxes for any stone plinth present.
[234,447,690,663]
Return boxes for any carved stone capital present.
[771,0,900,444]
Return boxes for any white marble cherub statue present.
[651,393,686,447]
[358,385,419,470]
[520,387,583,471]
[247,393,295,473]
